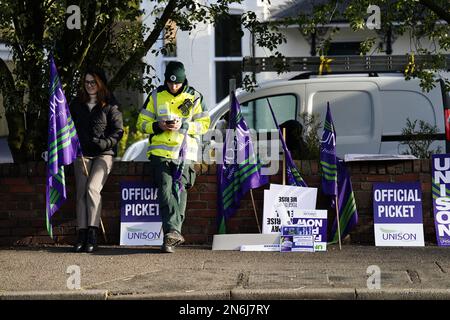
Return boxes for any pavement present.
[1,244,450,301]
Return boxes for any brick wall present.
[0,159,437,246]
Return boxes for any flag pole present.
[80,156,89,177]
[330,101,341,250]
[80,155,107,243]
[321,102,342,250]
[282,128,286,185]
[335,195,342,250]
[250,191,261,233]
[229,78,261,233]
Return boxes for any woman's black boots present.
[74,229,87,252]
[86,227,98,253]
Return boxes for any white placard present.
[345,154,417,162]
[263,184,317,234]
[374,224,425,247]
[292,209,328,252]
[120,222,163,246]
[240,244,280,251]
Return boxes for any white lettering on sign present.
[122,188,158,201]
[125,203,159,216]
[373,189,421,202]
[377,205,416,218]
[434,156,450,239]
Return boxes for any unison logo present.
[380,228,417,241]
[126,227,162,241]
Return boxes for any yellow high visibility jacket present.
[136,84,210,161]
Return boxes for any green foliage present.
[118,125,147,158]
[0,0,147,161]
[117,107,146,157]
[0,0,280,162]
[400,118,442,158]
[243,0,449,94]
[299,112,322,160]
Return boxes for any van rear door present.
[305,81,382,157]
[377,78,446,155]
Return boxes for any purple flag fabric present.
[217,92,269,233]
[320,103,338,196]
[318,104,358,243]
[329,159,358,243]
[266,99,307,187]
[46,55,82,238]
[173,131,188,202]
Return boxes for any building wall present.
[141,0,266,109]
[0,159,437,246]
[142,0,449,111]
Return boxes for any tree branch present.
[0,57,15,94]
[419,0,450,24]
[75,1,101,70]
[108,0,179,90]
[43,0,58,11]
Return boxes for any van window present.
[241,94,297,130]
[381,91,438,135]
[312,91,373,136]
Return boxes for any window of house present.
[215,14,242,103]
[328,42,361,55]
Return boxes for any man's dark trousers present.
[149,155,195,234]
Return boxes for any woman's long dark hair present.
[79,73,110,108]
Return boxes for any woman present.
[69,66,124,253]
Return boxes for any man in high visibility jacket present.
[137,61,210,253]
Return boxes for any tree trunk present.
[19,110,47,162]
[108,0,179,90]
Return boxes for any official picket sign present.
[120,181,162,246]
[432,154,450,246]
[373,182,424,246]
[262,184,317,234]
[292,209,328,251]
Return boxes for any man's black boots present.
[86,227,98,253]
[74,228,87,253]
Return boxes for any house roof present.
[270,0,351,22]
[269,0,432,23]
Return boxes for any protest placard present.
[120,181,162,246]
[262,184,317,234]
[373,182,424,246]
[432,154,450,246]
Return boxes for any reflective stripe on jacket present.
[136,84,210,161]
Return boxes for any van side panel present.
[379,79,445,155]
[306,81,382,157]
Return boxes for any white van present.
[210,74,449,157]
[122,74,450,161]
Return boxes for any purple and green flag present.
[320,103,337,196]
[46,55,81,238]
[329,160,358,244]
[266,98,307,187]
[319,103,358,243]
[217,92,269,233]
